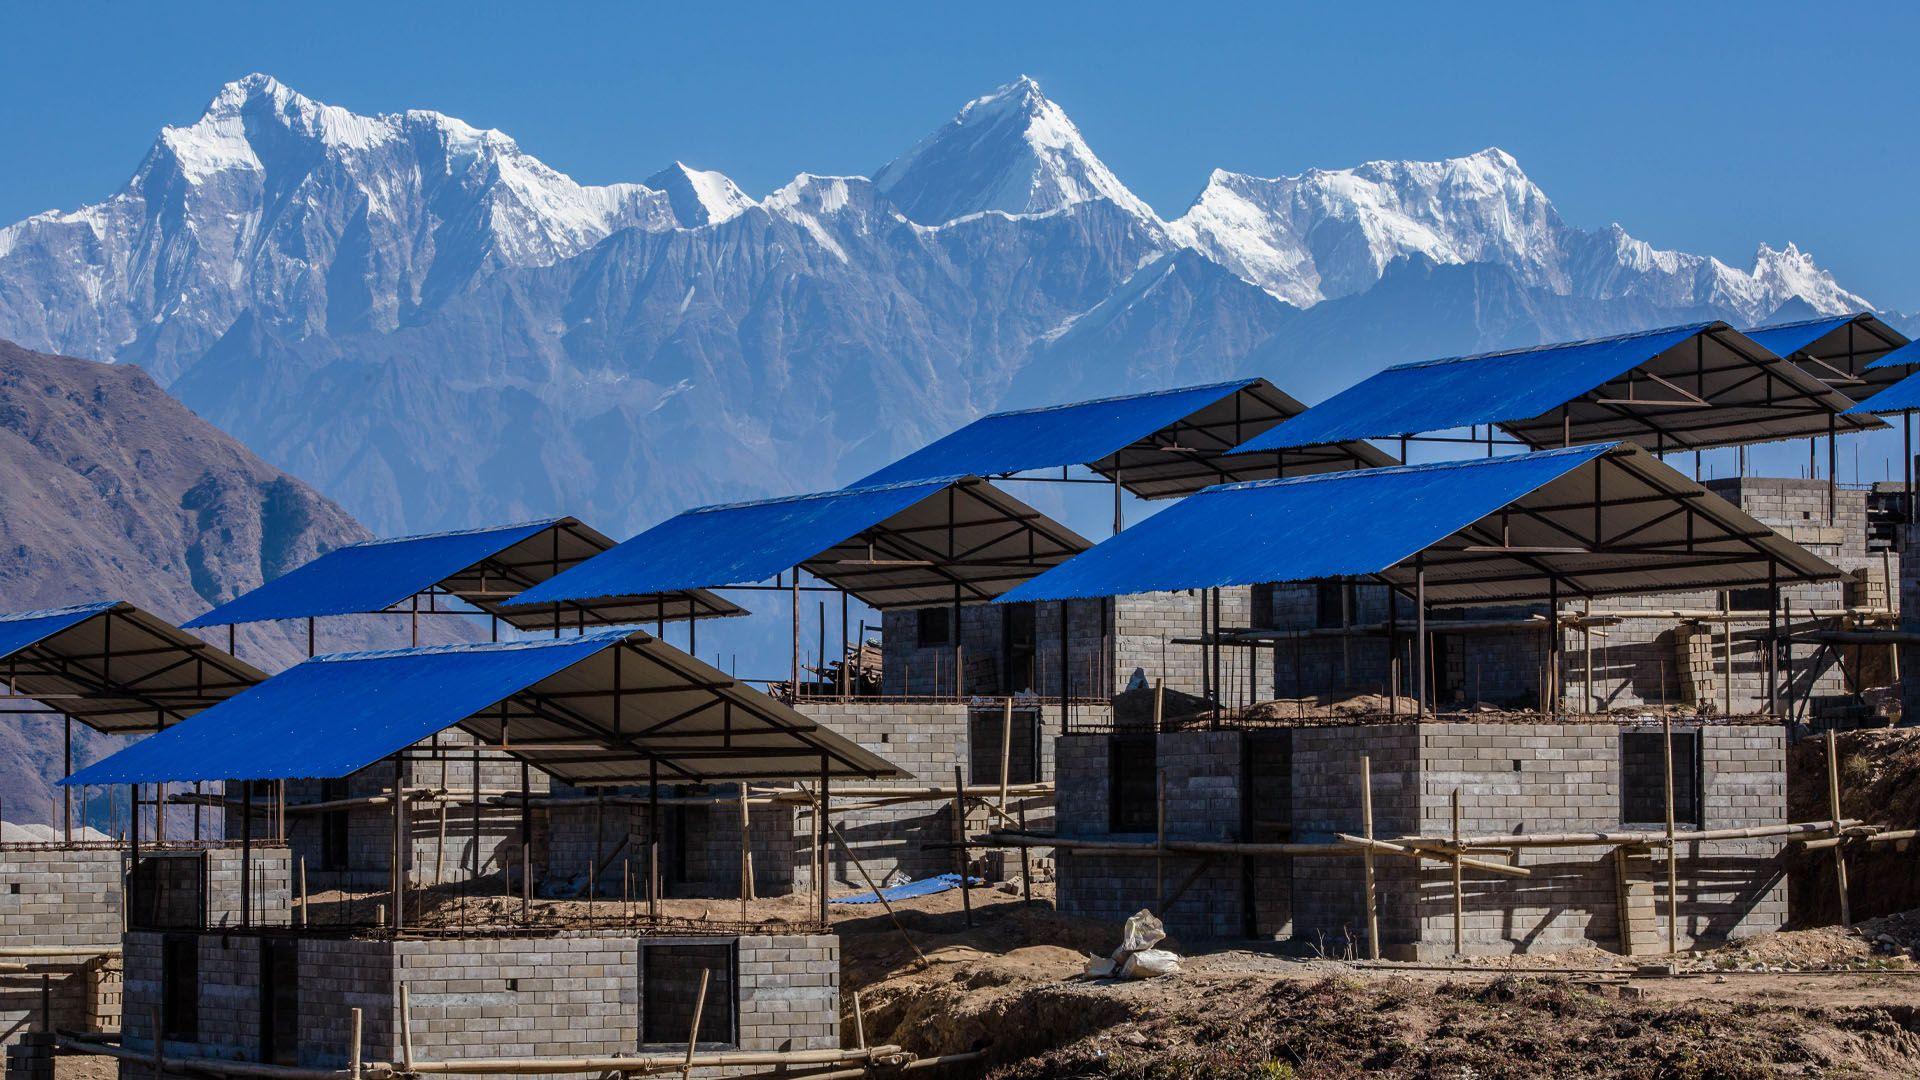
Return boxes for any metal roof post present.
[1547,576,1560,716]
[1058,600,1069,736]
[1767,559,1780,718]
[1415,556,1428,716]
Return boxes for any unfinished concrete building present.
[57,627,899,1079]
[506,476,1104,893]
[0,602,287,1047]
[182,517,748,900]
[999,441,1850,955]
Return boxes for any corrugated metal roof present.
[506,477,1089,611]
[854,378,1395,499]
[1845,370,1920,415]
[996,443,1838,607]
[0,601,266,733]
[1867,340,1920,371]
[1743,314,1864,359]
[1744,312,1909,400]
[184,519,561,627]
[62,629,903,785]
[0,602,118,662]
[183,518,748,631]
[1234,322,1879,453]
[855,380,1261,487]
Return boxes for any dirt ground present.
[44,876,1920,1080]
[828,880,1920,1079]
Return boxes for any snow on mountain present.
[1172,148,1869,322]
[873,75,1161,228]
[1173,149,1565,306]
[0,73,678,381]
[0,72,1886,543]
[646,161,756,226]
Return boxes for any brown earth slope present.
[1788,728,1920,925]
[0,338,399,823]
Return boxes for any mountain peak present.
[644,161,755,227]
[873,76,1159,227]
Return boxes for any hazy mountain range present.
[0,72,1902,544]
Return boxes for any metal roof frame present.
[1744,312,1911,401]
[184,517,746,632]
[507,476,1093,612]
[1236,322,1884,456]
[62,629,905,786]
[0,601,267,733]
[997,442,1840,608]
[855,378,1394,500]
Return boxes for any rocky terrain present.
[0,338,422,824]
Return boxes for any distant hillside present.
[0,338,413,824]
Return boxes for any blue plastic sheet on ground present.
[835,873,982,904]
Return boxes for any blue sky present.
[3,1,1915,305]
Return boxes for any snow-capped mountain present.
[1171,149,1872,321]
[0,73,1890,540]
[0,74,684,381]
[646,162,757,227]
[874,75,1163,228]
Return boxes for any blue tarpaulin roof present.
[852,378,1395,499]
[1743,314,1863,359]
[510,482,949,605]
[1233,325,1713,452]
[1868,341,1920,371]
[1233,322,1875,453]
[1846,370,1920,415]
[62,628,904,785]
[998,445,1613,601]
[0,601,266,733]
[997,442,1837,606]
[854,380,1259,486]
[0,602,117,662]
[508,477,1088,610]
[184,519,561,627]
[63,632,628,784]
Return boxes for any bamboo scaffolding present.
[55,1034,911,1080]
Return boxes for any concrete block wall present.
[0,844,286,1047]
[544,789,798,900]
[880,599,1111,700]
[1574,479,1864,715]
[121,930,836,1077]
[1052,732,1246,941]
[1051,721,1788,958]
[796,702,1068,889]
[1408,723,1787,958]
[265,730,547,893]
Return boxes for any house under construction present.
[1,315,1917,1078]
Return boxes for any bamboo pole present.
[851,990,866,1050]
[1664,716,1679,954]
[952,765,972,928]
[681,968,709,1077]
[825,817,928,964]
[1827,729,1851,927]
[1450,789,1463,956]
[1361,755,1378,960]
[386,1045,907,1076]
[398,983,415,1072]
[1336,835,1531,878]
[349,1007,362,1080]
[298,857,309,928]
[738,785,755,912]
[998,698,1014,811]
